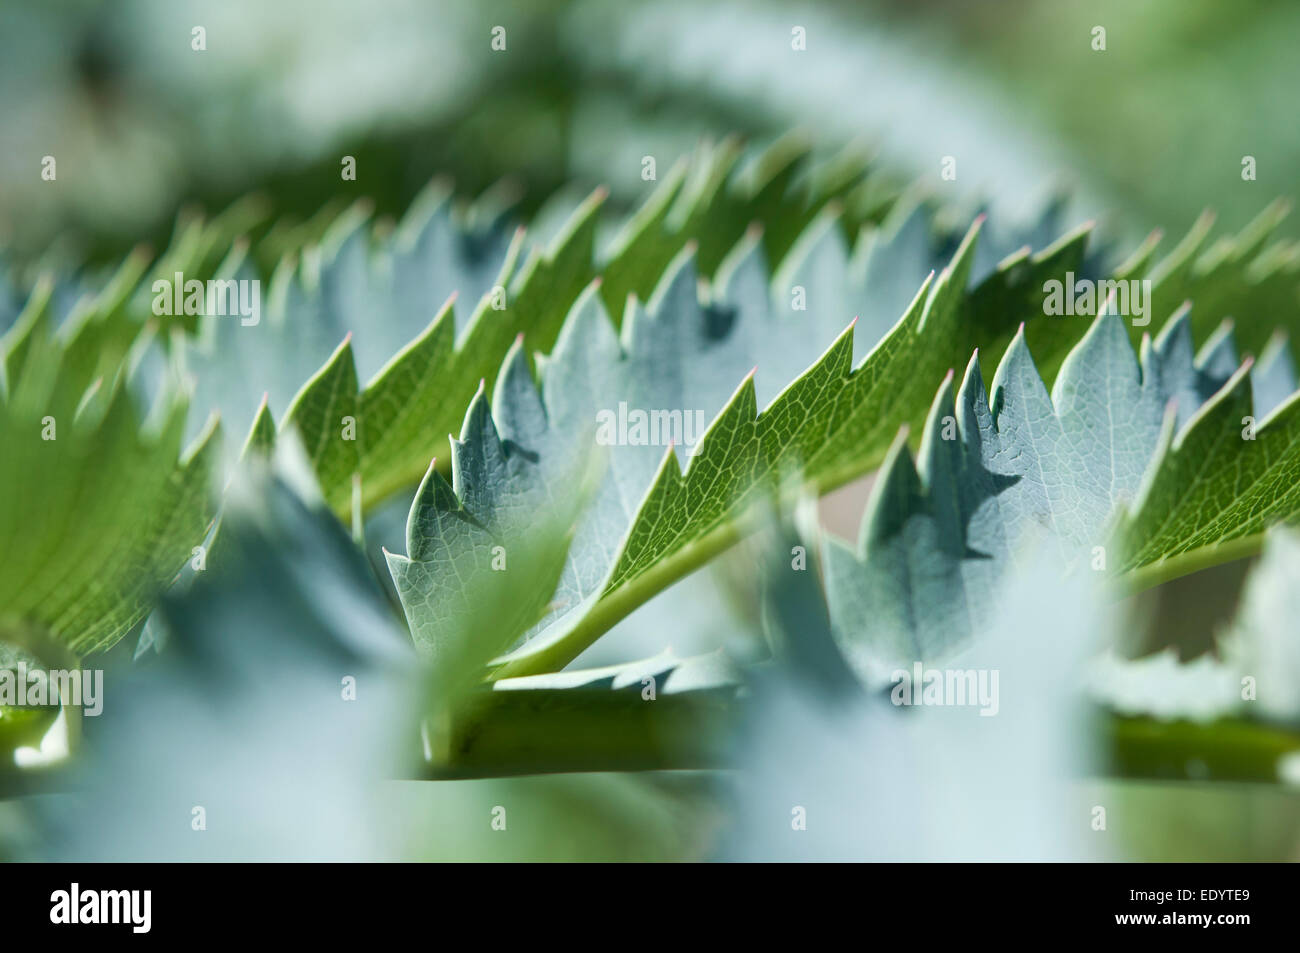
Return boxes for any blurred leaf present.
[427,650,742,777]
[1118,200,1300,358]
[1088,779,1300,862]
[27,454,715,860]
[0,282,218,657]
[725,533,1105,861]
[178,141,904,518]
[30,456,411,860]
[1088,529,1300,783]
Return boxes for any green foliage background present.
[3,0,1300,862]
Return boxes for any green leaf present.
[1115,356,1300,583]
[0,284,219,656]
[815,297,1300,679]
[598,135,881,315]
[1118,199,1300,358]
[23,456,712,860]
[385,418,595,697]
[177,189,520,498]
[505,222,1090,677]
[0,638,63,760]
[184,141,897,518]
[4,253,152,406]
[820,309,1221,679]
[391,206,1091,680]
[280,336,361,514]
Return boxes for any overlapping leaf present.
[1115,348,1300,582]
[390,204,1092,680]
[820,307,1243,679]
[0,283,218,657]
[206,141,893,517]
[1116,200,1300,357]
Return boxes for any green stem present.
[419,693,1300,781]
[1115,534,1265,598]
[419,686,742,778]
[490,519,757,681]
[1105,713,1300,784]
[0,760,76,798]
[491,454,898,680]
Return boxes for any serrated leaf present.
[598,135,881,315]
[818,300,1298,678]
[820,307,1228,680]
[1113,341,1300,583]
[1118,200,1300,357]
[0,287,219,656]
[392,206,1092,680]
[280,335,361,514]
[184,141,899,518]
[176,189,518,491]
